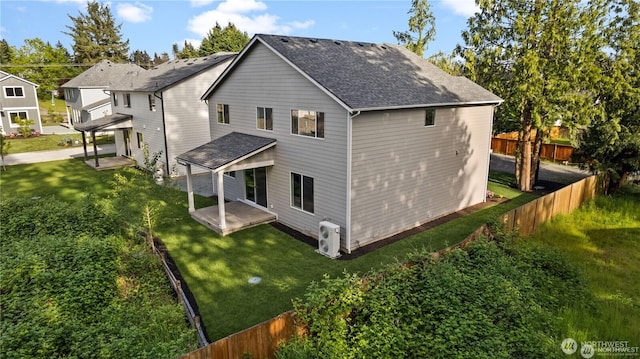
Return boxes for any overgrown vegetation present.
[0,187,198,357]
[277,237,586,358]
[276,185,640,358]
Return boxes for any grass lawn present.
[0,160,538,341]
[519,186,640,343]
[4,133,114,153]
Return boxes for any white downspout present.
[346,110,360,254]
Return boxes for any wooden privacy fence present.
[179,311,304,359]
[491,137,574,163]
[177,176,599,359]
[498,175,598,236]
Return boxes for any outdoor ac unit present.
[317,221,341,259]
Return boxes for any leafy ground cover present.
[276,185,640,358]
[0,194,198,358]
[0,159,538,342]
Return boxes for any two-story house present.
[62,60,144,126]
[0,70,43,135]
[75,54,236,175]
[178,34,503,254]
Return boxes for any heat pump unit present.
[317,221,341,259]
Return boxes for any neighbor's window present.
[257,107,273,131]
[124,93,131,108]
[112,93,118,106]
[425,108,436,127]
[291,110,324,138]
[217,104,230,124]
[8,111,28,126]
[136,132,143,149]
[4,86,24,98]
[148,94,156,111]
[224,171,236,178]
[291,172,314,213]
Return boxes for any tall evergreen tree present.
[130,49,152,68]
[198,22,249,56]
[457,0,604,191]
[574,0,640,193]
[0,39,13,65]
[172,41,198,59]
[393,0,436,57]
[64,1,129,63]
[153,52,170,65]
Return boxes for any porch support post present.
[92,131,99,168]
[81,131,88,161]
[186,164,195,213]
[216,171,226,230]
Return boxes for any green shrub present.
[278,238,588,359]
[0,196,198,358]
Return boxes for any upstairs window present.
[217,104,229,124]
[257,107,273,131]
[112,93,118,106]
[425,108,436,127]
[148,94,156,111]
[123,93,131,108]
[291,109,324,138]
[4,86,24,98]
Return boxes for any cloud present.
[117,2,153,23]
[190,0,216,7]
[441,0,480,17]
[187,0,314,37]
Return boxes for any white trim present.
[215,142,276,173]
[255,105,274,131]
[289,108,325,139]
[351,100,504,113]
[424,108,436,127]
[216,103,230,124]
[3,85,25,98]
[0,71,39,87]
[289,171,315,215]
[346,110,353,254]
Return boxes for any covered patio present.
[177,132,277,236]
[73,113,133,169]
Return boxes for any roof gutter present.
[350,99,504,113]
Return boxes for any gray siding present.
[0,76,42,133]
[163,59,232,177]
[208,43,349,241]
[350,106,493,249]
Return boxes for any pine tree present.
[198,22,249,56]
[130,49,152,68]
[172,41,198,59]
[0,39,13,65]
[393,0,436,57]
[574,0,640,193]
[457,0,604,191]
[64,1,129,63]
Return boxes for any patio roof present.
[177,132,276,172]
[73,113,132,132]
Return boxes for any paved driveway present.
[490,153,590,185]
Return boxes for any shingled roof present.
[202,34,502,111]
[109,53,236,92]
[176,132,276,171]
[61,60,144,89]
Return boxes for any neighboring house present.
[86,53,236,177]
[62,60,144,125]
[178,34,503,253]
[0,70,43,135]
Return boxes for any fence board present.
[534,192,556,230]
[491,138,574,162]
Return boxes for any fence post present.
[176,280,182,304]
